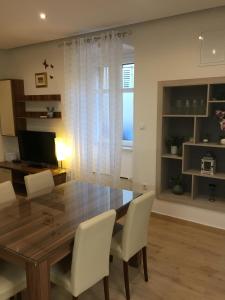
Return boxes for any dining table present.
[0,180,141,300]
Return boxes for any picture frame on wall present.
[35,72,48,88]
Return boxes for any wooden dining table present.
[0,180,140,300]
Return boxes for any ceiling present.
[1,0,225,49]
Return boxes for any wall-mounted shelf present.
[16,112,61,119]
[157,76,225,209]
[17,94,61,102]
[13,87,62,131]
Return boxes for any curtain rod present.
[58,30,132,47]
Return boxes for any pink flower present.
[216,110,225,119]
[220,119,225,131]
[215,110,225,131]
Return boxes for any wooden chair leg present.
[123,261,130,300]
[103,276,110,300]
[142,246,148,282]
[16,292,22,300]
[110,255,113,263]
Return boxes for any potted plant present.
[46,106,55,118]
[165,136,184,156]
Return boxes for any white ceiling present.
[1,0,225,49]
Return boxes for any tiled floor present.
[51,213,225,300]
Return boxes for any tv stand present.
[27,163,47,168]
[0,161,66,195]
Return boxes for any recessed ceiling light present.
[198,35,204,40]
[39,12,46,20]
[212,49,216,55]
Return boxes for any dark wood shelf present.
[16,94,61,102]
[16,111,61,119]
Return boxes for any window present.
[122,63,134,146]
[102,63,134,147]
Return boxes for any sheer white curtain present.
[64,32,123,184]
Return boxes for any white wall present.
[131,7,225,228]
[3,7,225,227]
[133,7,225,187]
[2,41,65,158]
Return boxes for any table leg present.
[26,260,50,300]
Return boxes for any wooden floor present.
[51,213,225,300]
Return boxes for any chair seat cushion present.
[50,255,72,294]
[0,260,26,299]
[110,229,123,259]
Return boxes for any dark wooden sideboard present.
[0,161,66,195]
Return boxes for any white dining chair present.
[0,182,26,299]
[0,181,16,205]
[0,260,26,300]
[24,170,55,199]
[51,209,116,300]
[110,191,155,300]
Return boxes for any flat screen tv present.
[18,130,58,167]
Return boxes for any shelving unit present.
[14,92,62,131]
[157,77,225,210]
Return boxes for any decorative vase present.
[220,138,225,145]
[208,183,216,202]
[47,111,54,118]
[172,184,184,195]
[171,145,178,155]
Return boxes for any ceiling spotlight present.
[39,12,46,20]
[212,49,216,55]
[198,35,204,41]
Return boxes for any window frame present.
[122,63,134,148]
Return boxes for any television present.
[18,130,58,167]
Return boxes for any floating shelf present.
[16,111,61,119]
[16,94,61,102]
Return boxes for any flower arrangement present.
[215,110,225,131]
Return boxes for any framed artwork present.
[35,72,48,88]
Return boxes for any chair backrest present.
[0,181,16,205]
[24,170,55,199]
[71,210,116,297]
[121,191,155,261]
